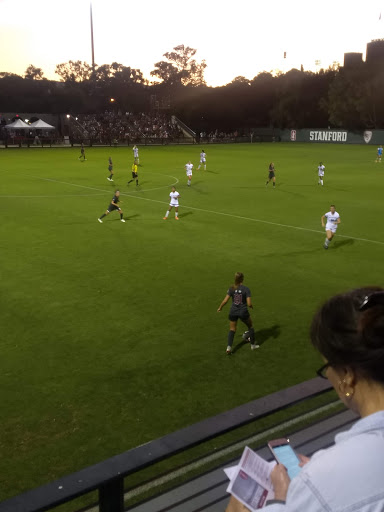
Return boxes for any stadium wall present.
[281,129,384,145]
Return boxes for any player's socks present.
[248,327,255,343]
[100,213,106,219]
[127,179,133,184]
[266,181,268,186]
[136,180,138,186]
[273,182,275,187]
[120,213,124,220]
[165,211,170,218]
[227,331,235,348]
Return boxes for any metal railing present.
[0,378,333,512]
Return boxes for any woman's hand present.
[271,464,291,501]
[226,496,250,512]
[298,454,311,467]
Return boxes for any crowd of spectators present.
[71,111,183,143]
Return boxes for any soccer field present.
[1,143,383,500]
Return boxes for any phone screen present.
[272,444,301,480]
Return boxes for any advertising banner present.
[281,129,384,145]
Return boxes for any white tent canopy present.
[29,119,55,130]
[5,119,29,129]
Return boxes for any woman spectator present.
[227,286,384,511]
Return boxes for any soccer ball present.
[242,331,251,342]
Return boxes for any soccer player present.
[78,143,86,161]
[197,149,207,170]
[376,145,383,163]
[185,161,193,186]
[98,190,125,223]
[266,162,276,187]
[163,186,180,220]
[127,162,139,186]
[318,161,325,186]
[133,145,139,165]
[217,272,259,355]
[321,204,340,249]
[107,157,114,181]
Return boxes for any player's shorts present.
[132,172,138,178]
[186,172,192,177]
[318,171,324,176]
[200,158,206,163]
[228,311,250,322]
[325,223,338,233]
[268,171,275,179]
[108,165,113,171]
[170,202,179,207]
[107,204,120,212]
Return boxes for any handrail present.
[0,378,332,512]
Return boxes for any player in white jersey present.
[318,162,325,186]
[321,204,340,249]
[163,186,180,220]
[185,161,193,186]
[197,150,206,170]
[132,145,139,165]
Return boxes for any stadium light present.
[25,119,29,123]
[66,114,70,119]
[110,98,115,102]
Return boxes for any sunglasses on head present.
[359,291,384,311]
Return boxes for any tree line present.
[1,45,383,132]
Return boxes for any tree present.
[24,64,45,80]
[151,45,206,86]
[55,60,92,82]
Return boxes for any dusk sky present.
[1,0,383,86]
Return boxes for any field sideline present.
[0,143,383,500]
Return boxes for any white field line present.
[13,173,384,247]
[0,193,106,198]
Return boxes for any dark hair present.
[310,287,384,384]
[232,272,244,289]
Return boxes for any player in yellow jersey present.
[127,163,139,186]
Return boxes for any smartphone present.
[267,438,301,480]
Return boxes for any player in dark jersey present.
[107,157,114,181]
[98,190,125,223]
[127,162,139,186]
[217,272,259,354]
[266,162,276,187]
[78,143,86,161]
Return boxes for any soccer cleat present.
[121,219,126,223]
[175,217,179,220]
[98,218,103,223]
[226,346,232,355]
[251,344,260,350]
[242,331,250,342]
[323,243,328,250]
[163,217,167,220]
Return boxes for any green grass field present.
[1,143,383,501]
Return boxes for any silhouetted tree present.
[55,61,92,82]
[151,45,206,86]
[24,65,45,80]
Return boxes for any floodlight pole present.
[90,2,95,75]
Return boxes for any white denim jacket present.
[266,410,384,512]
